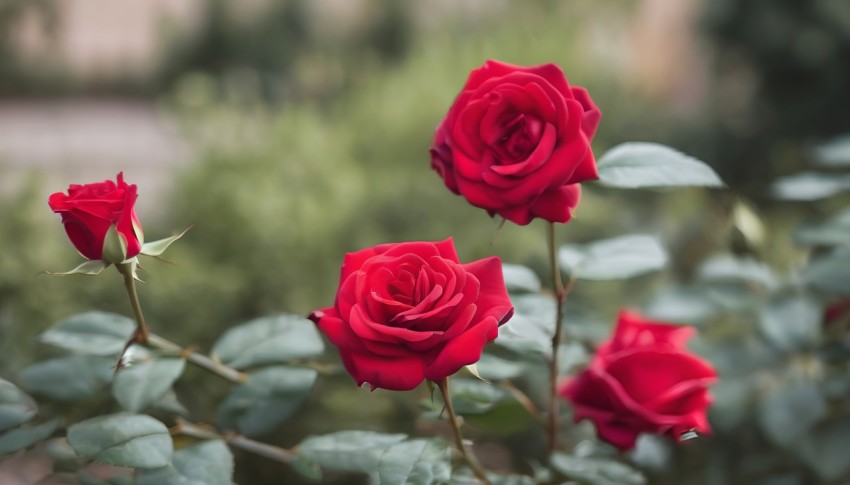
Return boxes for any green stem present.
[173,418,296,463]
[147,333,247,384]
[546,223,576,454]
[116,262,149,344]
[436,377,492,485]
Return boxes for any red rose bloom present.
[309,239,514,391]
[430,60,601,225]
[48,172,143,262]
[560,311,716,451]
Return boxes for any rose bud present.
[48,172,144,264]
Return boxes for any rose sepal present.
[43,259,109,277]
[101,224,129,265]
[139,225,193,259]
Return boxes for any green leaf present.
[501,264,541,294]
[39,312,135,356]
[152,390,189,416]
[211,314,324,369]
[814,134,850,166]
[806,248,850,293]
[377,439,451,485]
[218,366,317,437]
[0,377,37,433]
[22,356,114,401]
[495,294,556,356]
[642,286,718,325]
[550,453,646,485]
[771,172,850,201]
[140,226,192,257]
[758,380,826,448]
[113,356,186,413]
[443,380,533,436]
[596,142,725,189]
[44,260,109,277]
[759,297,821,351]
[796,417,850,481]
[137,440,234,485]
[297,431,407,476]
[696,254,779,290]
[795,207,850,247]
[67,413,173,469]
[559,234,668,280]
[475,354,524,381]
[0,419,59,456]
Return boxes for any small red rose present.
[430,60,601,225]
[560,310,717,451]
[48,172,143,263]
[309,238,514,391]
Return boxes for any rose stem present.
[436,377,492,485]
[147,333,248,384]
[115,262,247,384]
[546,222,576,454]
[172,418,296,463]
[116,262,149,344]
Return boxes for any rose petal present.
[340,350,426,391]
[424,314,498,381]
[529,184,581,224]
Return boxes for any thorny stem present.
[147,333,248,384]
[546,222,576,454]
[172,418,297,464]
[114,262,247,383]
[117,262,149,344]
[436,377,492,485]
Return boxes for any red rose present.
[559,311,716,451]
[48,172,143,263]
[309,239,514,391]
[430,60,601,225]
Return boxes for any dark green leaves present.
[0,418,59,456]
[218,366,317,437]
[759,297,821,351]
[67,413,173,469]
[22,356,114,401]
[596,142,725,189]
[806,248,850,293]
[771,172,850,201]
[112,352,186,412]
[0,377,37,433]
[501,264,542,294]
[551,453,646,485]
[212,314,324,369]
[137,440,234,485]
[39,312,135,356]
[795,207,850,247]
[559,234,668,280]
[298,430,407,473]
[377,439,451,485]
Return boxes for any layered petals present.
[310,239,514,392]
[559,311,717,451]
[48,172,143,261]
[429,59,601,225]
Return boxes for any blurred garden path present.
[0,99,190,216]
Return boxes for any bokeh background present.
[1,0,849,483]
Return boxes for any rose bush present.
[560,310,717,451]
[430,59,602,225]
[309,238,514,391]
[48,172,143,263]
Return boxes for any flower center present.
[492,113,543,163]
